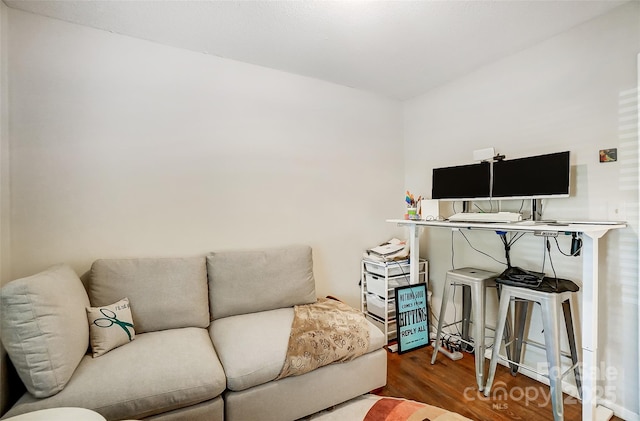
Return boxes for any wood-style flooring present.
[376,345,623,421]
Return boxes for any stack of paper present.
[364,238,409,262]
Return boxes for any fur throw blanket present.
[277,298,370,379]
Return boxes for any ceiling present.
[3,0,630,100]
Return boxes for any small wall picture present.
[599,148,617,163]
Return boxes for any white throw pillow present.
[87,298,136,357]
[0,264,90,398]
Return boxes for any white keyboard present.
[448,212,523,223]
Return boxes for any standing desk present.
[387,219,626,421]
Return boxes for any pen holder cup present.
[406,207,418,220]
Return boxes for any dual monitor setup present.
[431,151,570,221]
[432,150,575,288]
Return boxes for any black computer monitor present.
[491,151,570,199]
[432,162,491,201]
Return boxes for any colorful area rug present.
[304,394,472,421]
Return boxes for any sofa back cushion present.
[0,264,90,398]
[89,257,209,333]
[207,245,316,320]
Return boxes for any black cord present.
[458,230,507,265]
[535,200,544,220]
[499,233,511,267]
[450,284,462,336]
[545,238,559,290]
[541,238,547,274]
[510,231,527,246]
[497,231,527,269]
[451,230,466,336]
[451,230,456,269]
[505,231,527,247]
[430,295,462,340]
[449,230,461,336]
[471,202,497,214]
[554,237,582,257]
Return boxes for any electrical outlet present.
[607,201,628,222]
[534,231,558,237]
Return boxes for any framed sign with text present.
[394,283,429,354]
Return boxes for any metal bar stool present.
[484,277,582,421]
[431,267,514,392]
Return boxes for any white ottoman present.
[4,407,107,421]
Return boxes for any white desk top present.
[386,219,626,235]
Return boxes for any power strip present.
[534,231,559,237]
[431,341,463,361]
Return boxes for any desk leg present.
[408,224,420,285]
[581,231,613,421]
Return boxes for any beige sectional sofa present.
[0,245,387,421]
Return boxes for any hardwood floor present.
[375,345,623,421]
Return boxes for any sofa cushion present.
[87,297,136,357]
[89,258,209,333]
[223,350,387,421]
[0,264,90,398]
[207,245,316,319]
[210,307,385,392]
[2,328,226,421]
[209,308,293,391]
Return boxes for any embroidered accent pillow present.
[87,298,135,357]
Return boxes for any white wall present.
[0,1,11,415]
[5,9,404,309]
[404,3,639,418]
[637,50,640,420]
[0,0,8,287]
